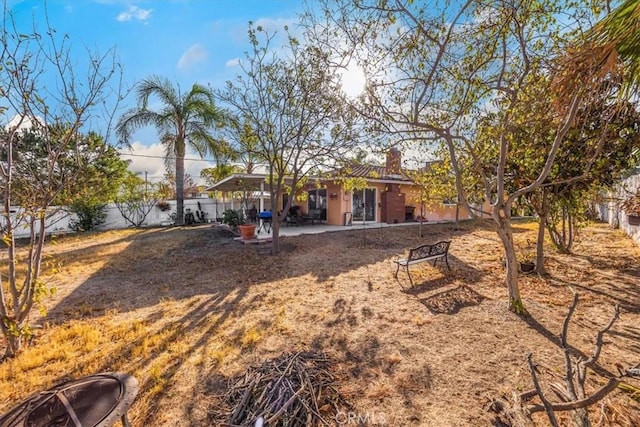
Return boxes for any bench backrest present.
[408,240,451,261]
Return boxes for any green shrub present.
[69,200,107,232]
[221,209,245,228]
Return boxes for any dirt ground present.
[0,219,639,426]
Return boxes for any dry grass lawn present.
[0,219,639,426]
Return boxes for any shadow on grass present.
[396,252,485,292]
[551,254,640,314]
[520,313,620,379]
[46,222,478,324]
[395,253,487,315]
[416,285,486,315]
[32,221,479,423]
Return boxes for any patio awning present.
[205,173,270,193]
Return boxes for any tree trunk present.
[492,204,525,314]
[536,215,546,275]
[269,181,287,256]
[271,214,281,255]
[4,333,21,359]
[175,153,185,226]
[546,207,575,254]
[536,193,549,275]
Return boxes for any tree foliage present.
[306,0,623,312]
[216,23,358,254]
[0,4,124,356]
[584,0,640,96]
[6,125,128,206]
[6,125,129,234]
[474,71,640,263]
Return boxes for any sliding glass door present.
[352,188,376,222]
[307,189,327,219]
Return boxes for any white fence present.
[597,172,640,245]
[3,198,246,239]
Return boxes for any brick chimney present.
[385,147,402,175]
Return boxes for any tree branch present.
[526,377,620,414]
[526,352,559,426]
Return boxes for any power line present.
[118,152,217,163]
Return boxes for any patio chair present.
[247,208,258,224]
[284,206,303,226]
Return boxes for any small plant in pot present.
[221,209,244,230]
[221,209,256,239]
[156,200,171,211]
[516,240,536,273]
[621,192,640,226]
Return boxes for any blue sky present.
[9,0,308,184]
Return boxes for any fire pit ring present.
[0,372,138,427]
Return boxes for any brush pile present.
[214,351,351,426]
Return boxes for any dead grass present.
[0,219,639,426]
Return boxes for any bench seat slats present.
[395,254,445,266]
[393,240,451,286]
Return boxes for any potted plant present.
[156,200,171,211]
[621,193,640,226]
[516,241,536,273]
[221,209,256,240]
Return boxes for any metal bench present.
[393,240,451,286]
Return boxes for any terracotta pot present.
[519,261,535,273]
[238,224,256,240]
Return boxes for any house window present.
[307,189,327,220]
[352,188,376,222]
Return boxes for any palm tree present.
[589,0,640,93]
[116,75,225,225]
[559,0,640,99]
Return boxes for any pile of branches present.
[214,351,351,426]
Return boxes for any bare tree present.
[216,24,358,254]
[0,2,124,357]
[115,172,159,228]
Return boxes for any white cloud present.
[177,44,208,71]
[338,62,366,98]
[120,142,166,183]
[116,5,152,23]
[225,58,240,68]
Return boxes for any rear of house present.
[292,148,474,226]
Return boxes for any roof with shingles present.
[326,163,414,183]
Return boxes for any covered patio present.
[206,173,274,214]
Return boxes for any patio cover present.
[205,173,270,193]
[206,173,276,212]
